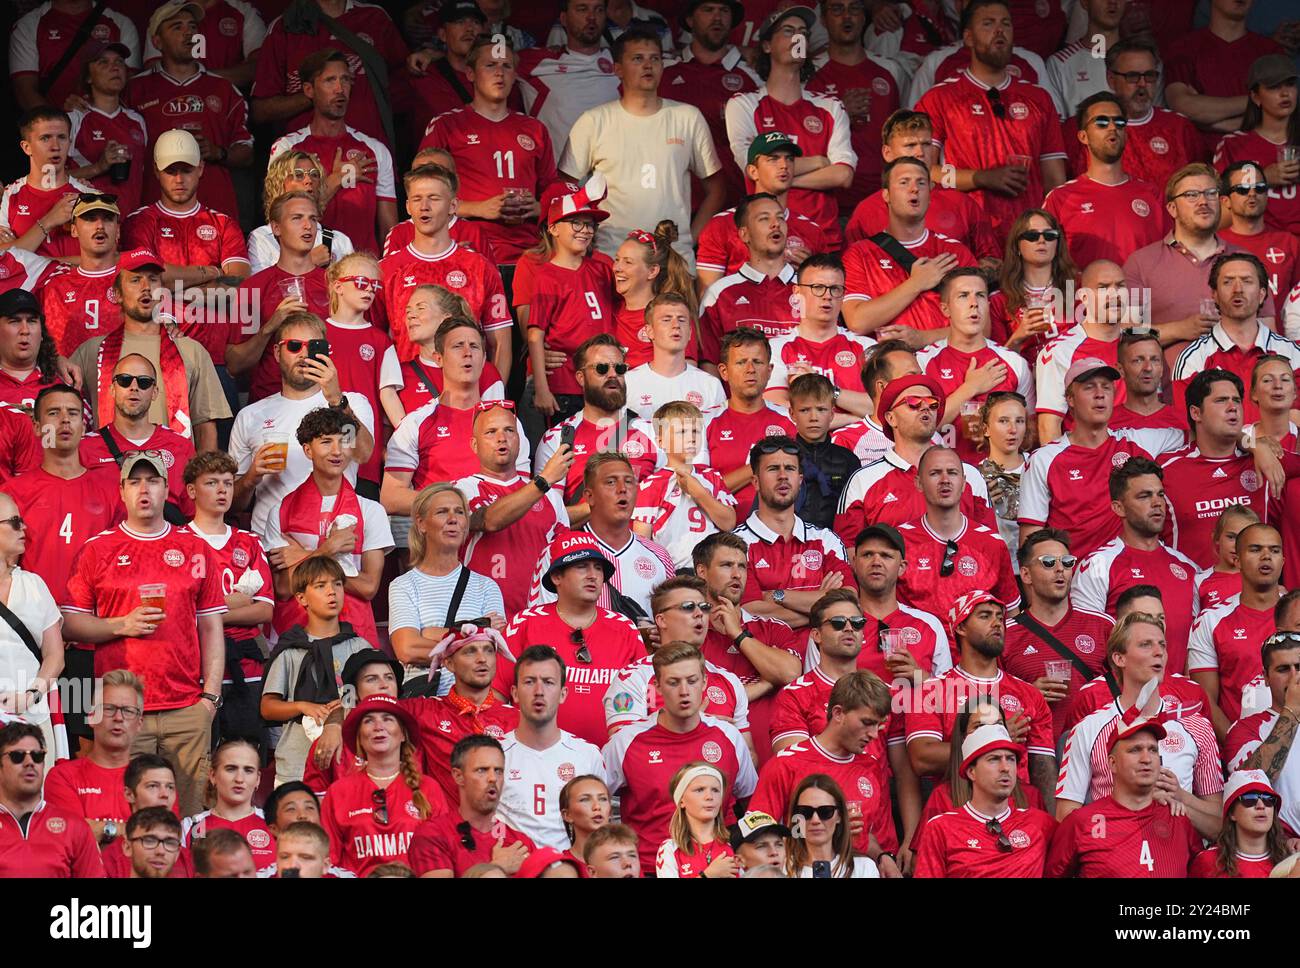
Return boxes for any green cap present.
[746,131,804,166]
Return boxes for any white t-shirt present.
[797,856,879,878]
[557,99,721,269]
[228,390,376,539]
[261,490,394,577]
[624,363,726,421]
[0,568,59,725]
[387,565,505,635]
[497,730,607,850]
[245,223,354,275]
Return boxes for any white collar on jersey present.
[742,510,812,545]
[961,801,1013,824]
[738,261,797,285]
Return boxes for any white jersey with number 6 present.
[497,730,607,851]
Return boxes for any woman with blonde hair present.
[989,208,1078,362]
[613,222,701,367]
[656,762,738,878]
[377,284,505,428]
[247,151,354,273]
[320,694,442,876]
[786,774,879,878]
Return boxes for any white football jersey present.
[498,730,607,850]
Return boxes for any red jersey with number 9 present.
[519,257,616,396]
[40,265,123,356]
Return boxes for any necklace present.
[367,770,400,782]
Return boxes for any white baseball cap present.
[1222,769,1279,819]
[154,129,202,170]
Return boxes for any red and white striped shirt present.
[604,654,750,733]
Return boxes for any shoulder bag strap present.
[1013,611,1120,698]
[39,0,109,96]
[433,56,473,105]
[0,600,43,667]
[407,358,440,398]
[868,232,919,274]
[97,424,125,464]
[444,565,472,628]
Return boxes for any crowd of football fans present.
[0,0,1298,879]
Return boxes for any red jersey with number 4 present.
[40,264,122,356]
[7,467,123,599]
[843,231,976,331]
[64,524,227,711]
[380,243,510,361]
[703,404,795,512]
[520,257,616,396]
[914,802,1056,878]
[1045,795,1200,877]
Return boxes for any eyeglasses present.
[4,749,45,765]
[474,400,516,413]
[112,374,157,390]
[570,628,592,664]
[101,703,142,722]
[1172,188,1220,203]
[371,787,389,826]
[338,275,381,292]
[1108,69,1159,84]
[1228,183,1269,196]
[898,396,939,412]
[1017,229,1061,243]
[754,439,800,457]
[457,821,476,851]
[1237,792,1280,809]
[564,220,597,235]
[279,338,310,353]
[985,817,1014,853]
[290,168,322,180]
[939,538,960,577]
[670,601,713,614]
[1087,115,1128,129]
[986,87,1005,119]
[822,615,867,631]
[796,283,846,298]
[1035,554,1077,570]
[0,516,24,531]
[587,362,628,376]
[792,804,838,821]
[131,834,181,852]
[78,192,119,205]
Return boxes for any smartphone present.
[559,423,576,451]
[280,868,301,878]
[307,338,330,362]
[811,860,832,879]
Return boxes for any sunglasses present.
[754,440,800,457]
[587,362,628,376]
[338,275,381,292]
[4,749,45,765]
[1035,554,1077,570]
[78,192,118,205]
[0,516,24,531]
[898,396,939,412]
[985,817,1014,853]
[130,834,181,852]
[474,400,516,413]
[792,804,838,821]
[1018,229,1061,243]
[279,339,311,353]
[822,615,867,631]
[939,538,960,577]
[1087,115,1127,129]
[1237,792,1279,809]
[570,628,592,664]
[986,87,1005,119]
[457,821,476,851]
[113,374,157,390]
[1228,183,1269,196]
[671,601,713,614]
[371,787,389,826]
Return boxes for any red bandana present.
[96,327,191,438]
[442,688,501,735]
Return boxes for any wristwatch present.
[100,820,119,845]
[772,589,786,605]
[200,692,223,710]
[732,628,752,648]
[532,474,551,494]
[329,398,350,411]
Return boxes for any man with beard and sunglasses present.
[906,590,1057,810]
[1003,528,1114,742]
[735,436,855,630]
[67,247,230,455]
[913,0,1067,245]
[494,532,645,748]
[895,446,1020,659]
[408,734,535,876]
[535,334,663,522]
[1217,162,1300,315]
[0,723,103,876]
[1043,92,1167,271]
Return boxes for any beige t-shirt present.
[558,98,721,271]
[70,330,232,429]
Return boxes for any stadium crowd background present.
[0,0,1297,879]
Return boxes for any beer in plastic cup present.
[264,431,290,471]
[139,583,167,613]
[1008,153,1032,171]
[1280,146,1300,164]
[879,629,908,655]
[1044,659,1072,682]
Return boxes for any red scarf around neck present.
[96,327,191,438]
[279,473,365,556]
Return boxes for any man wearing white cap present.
[1190,770,1287,878]
[129,2,254,219]
[913,723,1056,878]
[1046,716,1202,877]
[1228,630,1300,840]
[123,129,251,378]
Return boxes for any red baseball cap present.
[117,248,164,274]
[1107,715,1167,751]
[877,374,944,440]
[541,532,615,592]
[948,589,1003,630]
[342,694,421,757]
[516,846,587,878]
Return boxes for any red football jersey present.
[1064,108,1204,193]
[0,177,96,260]
[1063,673,1208,734]
[380,242,510,361]
[1215,131,1300,238]
[420,108,556,264]
[843,230,977,331]
[495,605,646,748]
[179,524,273,674]
[7,466,124,598]
[734,512,855,606]
[81,425,196,519]
[385,401,527,491]
[0,406,44,486]
[381,215,498,263]
[127,65,253,219]
[703,404,796,512]
[768,330,875,398]
[42,758,130,825]
[0,247,66,303]
[63,523,227,711]
[519,257,616,396]
[698,263,799,364]
[235,265,331,402]
[142,0,265,72]
[40,264,122,356]
[1187,599,1275,723]
[535,412,663,505]
[695,208,829,278]
[807,56,900,210]
[69,106,149,220]
[407,811,535,876]
[1220,228,1300,314]
[1195,569,1241,612]
[182,809,275,869]
[404,694,520,810]
[1003,607,1114,740]
[1042,175,1168,269]
[320,770,445,876]
[1189,848,1275,878]
[1165,28,1286,154]
[0,803,104,877]
[120,201,250,363]
[658,49,759,203]
[917,72,1068,242]
[918,338,1032,462]
[603,716,758,874]
[698,619,804,688]
[1071,537,1199,676]
[914,802,1056,878]
[612,300,702,368]
[1045,795,1201,877]
[845,186,1002,261]
[10,4,139,120]
[605,654,750,733]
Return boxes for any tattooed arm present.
[1029,752,1057,815]
[1241,679,1300,781]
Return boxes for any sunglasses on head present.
[475,400,516,413]
[939,538,960,577]
[985,817,1014,852]
[113,373,156,390]
[1035,554,1077,569]
[4,749,45,765]
[1237,792,1279,809]
[78,192,118,205]
[457,821,476,851]
[1018,229,1061,243]
[822,615,867,631]
[985,87,1005,119]
[371,787,389,825]
[587,362,628,376]
[338,275,381,292]
[570,628,592,664]
[755,439,800,457]
[1228,183,1269,196]
[792,804,838,821]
